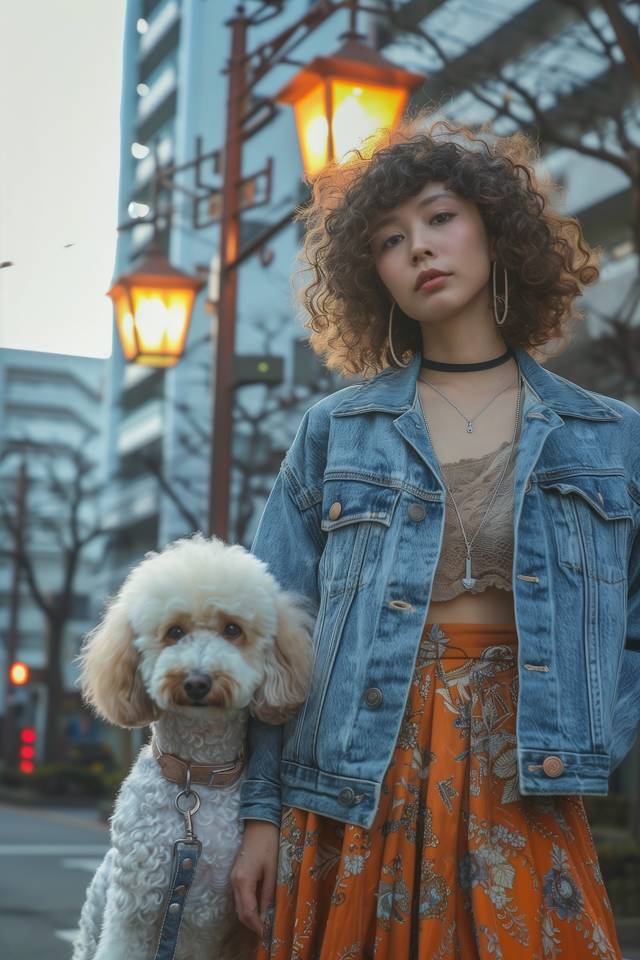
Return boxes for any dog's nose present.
[183,674,212,701]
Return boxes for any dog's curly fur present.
[72,535,312,960]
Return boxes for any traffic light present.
[19,728,36,773]
[10,662,29,685]
[232,356,283,388]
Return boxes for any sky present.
[0,0,127,358]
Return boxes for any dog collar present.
[152,736,245,788]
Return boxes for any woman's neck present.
[419,286,505,369]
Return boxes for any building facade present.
[0,349,107,764]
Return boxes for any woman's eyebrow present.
[371,192,453,237]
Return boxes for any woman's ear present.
[79,597,158,728]
[251,593,313,724]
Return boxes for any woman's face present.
[370,181,494,326]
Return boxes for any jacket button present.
[525,480,532,493]
[329,501,342,520]
[338,787,355,806]
[364,687,383,708]
[408,503,426,522]
[543,756,563,777]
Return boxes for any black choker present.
[421,346,514,373]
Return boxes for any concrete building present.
[0,349,107,763]
[100,0,347,603]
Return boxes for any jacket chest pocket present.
[320,478,401,597]
[539,473,631,585]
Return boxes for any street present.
[0,803,109,960]
[1,801,638,959]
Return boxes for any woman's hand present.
[231,819,280,936]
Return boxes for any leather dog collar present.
[152,736,245,788]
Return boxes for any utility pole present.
[3,461,27,766]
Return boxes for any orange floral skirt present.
[259,623,621,960]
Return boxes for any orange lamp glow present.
[108,244,205,368]
[10,662,29,685]
[275,41,425,176]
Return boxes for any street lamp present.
[112,3,424,539]
[276,40,424,176]
[108,244,205,368]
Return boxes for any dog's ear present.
[251,593,313,724]
[80,597,158,728]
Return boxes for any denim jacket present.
[240,348,640,829]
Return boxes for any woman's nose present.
[410,235,435,263]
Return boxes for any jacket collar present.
[331,347,621,422]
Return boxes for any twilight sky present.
[0,0,127,358]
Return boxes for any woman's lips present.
[418,274,450,291]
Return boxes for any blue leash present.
[154,788,203,960]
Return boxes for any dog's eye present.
[166,626,185,641]
[223,623,242,639]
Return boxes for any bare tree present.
[0,445,103,763]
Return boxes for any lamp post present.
[112,1,424,540]
[208,2,424,540]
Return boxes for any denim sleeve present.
[239,439,324,824]
[611,520,640,770]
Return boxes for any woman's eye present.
[382,233,403,249]
[166,626,184,641]
[224,623,242,638]
[431,211,453,225]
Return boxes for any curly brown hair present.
[294,116,600,377]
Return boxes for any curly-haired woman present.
[231,117,637,959]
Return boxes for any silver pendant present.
[462,557,476,590]
[467,423,473,433]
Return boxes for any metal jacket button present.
[364,687,383,708]
[525,480,532,493]
[329,501,342,520]
[543,756,563,777]
[339,787,355,806]
[408,503,426,522]
[168,903,181,915]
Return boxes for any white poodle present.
[73,535,312,960]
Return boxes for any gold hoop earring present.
[492,260,509,325]
[388,302,412,368]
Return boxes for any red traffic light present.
[20,745,35,760]
[10,662,29,685]
[21,728,36,744]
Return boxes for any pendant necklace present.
[418,373,517,434]
[417,373,522,591]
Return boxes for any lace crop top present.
[431,429,520,602]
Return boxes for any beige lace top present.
[431,430,520,602]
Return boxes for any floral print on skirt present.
[259,623,622,960]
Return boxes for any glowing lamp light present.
[21,728,36,744]
[20,745,35,760]
[10,662,29,685]
[275,41,425,177]
[108,244,205,368]
[19,760,34,773]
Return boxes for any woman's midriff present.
[428,586,516,624]
[259,622,621,960]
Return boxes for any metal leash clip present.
[153,767,203,959]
